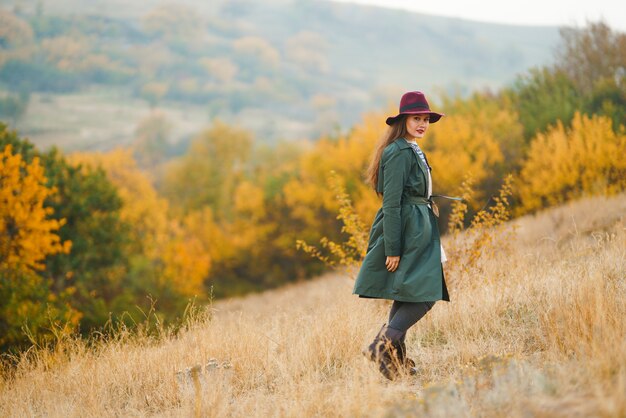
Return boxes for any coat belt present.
[402,196,431,206]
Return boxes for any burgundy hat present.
[385,91,444,126]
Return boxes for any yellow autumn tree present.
[287,102,515,236]
[160,217,211,297]
[425,112,505,200]
[0,144,76,349]
[517,112,626,213]
[68,149,168,257]
[162,120,253,218]
[0,145,70,274]
[68,149,210,298]
[231,181,272,249]
[283,111,386,233]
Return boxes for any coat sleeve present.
[381,147,411,256]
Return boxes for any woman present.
[353,91,450,380]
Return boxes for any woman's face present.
[404,114,430,140]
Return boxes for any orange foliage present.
[68,149,211,297]
[0,145,70,274]
[232,181,275,250]
[518,112,626,213]
[284,112,387,229]
[296,171,368,271]
[162,121,253,218]
[426,112,504,198]
[160,218,211,297]
[182,207,236,264]
[68,149,168,257]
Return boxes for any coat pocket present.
[391,270,405,294]
[404,214,431,255]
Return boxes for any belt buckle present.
[430,199,439,217]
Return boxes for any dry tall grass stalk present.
[1,193,625,417]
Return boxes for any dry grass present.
[1,193,625,417]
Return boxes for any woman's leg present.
[365,300,402,360]
[388,301,435,333]
[388,300,403,323]
[387,300,408,353]
[368,301,435,379]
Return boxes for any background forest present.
[0,0,625,354]
[0,0,557,146]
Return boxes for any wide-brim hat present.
[385,91,444,126]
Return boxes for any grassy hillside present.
[1,192,624,417]
[0,0,559,148]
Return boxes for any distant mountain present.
[0,0,560,144]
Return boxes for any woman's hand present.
[386,256,400,272]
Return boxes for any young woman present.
[353,91,450,380]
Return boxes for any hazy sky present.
[329,0,626,31]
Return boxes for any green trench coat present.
[353,138,450,303]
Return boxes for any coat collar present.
[394,137,429,181]
[393,137,412,149]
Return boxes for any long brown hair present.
[365,116,408,191]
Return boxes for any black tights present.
[387,300,435,334]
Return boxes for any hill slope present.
[1,0,559,147]
[2,193,624,417]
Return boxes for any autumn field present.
[1,17,625,417]
[1,192,624,417]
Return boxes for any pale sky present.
[329,0,626,31]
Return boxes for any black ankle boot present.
[394,334,417,376]
[363,324,386,362]
[363,325,404,380]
